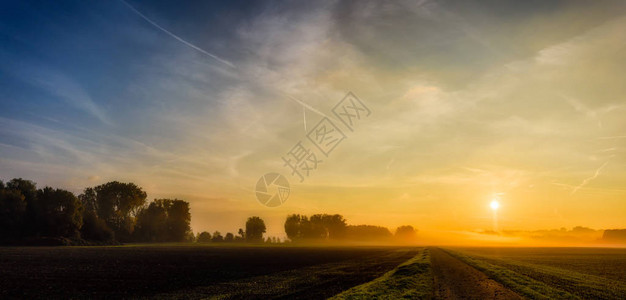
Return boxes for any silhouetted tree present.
[82,182,147,242]
[284,214,347,241]
[314,214,347,240]
[197,231,211,243]
[284,214,302,241]
[36,187,83,238]
[78,188,113,242]
[211,231,223,242]
[235,228,245,242]
[395,225,417,242]
[0,182,27,242]
[6,178,38,236]
[224,232,234,242]
[134,201,167,242]
[245,216,266,243]
[165,199,191,242]
[78,188,98,213]
[134,199,191,242]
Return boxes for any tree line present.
[1,178,417,245]
[0,178,192,245]
[284,214,417,243]
[195,216,268,243]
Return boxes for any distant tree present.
[284,214,347,241]
[603,229,626,243]
[284,214,301,241]
[395,225,417,242]
[224,232,234,242]
[83,182,147,242]
[317,214,347,240]
[245,216,266,243]
[211,231,223,242]
[238,228,245,239]
[197,231,211,243]
[36,187,84,238]
[346,225,392,241]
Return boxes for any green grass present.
[445,248,626,300]
[330,248,433,299]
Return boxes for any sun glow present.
[490,200,500,211]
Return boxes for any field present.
[1,245,626,299]
[0,245,417,299]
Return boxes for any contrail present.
[285,94,343,133]
[119,0,236,69]
[570,160,610,195]
[286,95,329,119]
[598,136,626,140]
[303,106,307,133]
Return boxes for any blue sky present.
[1,0,626,240]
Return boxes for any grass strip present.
[448,249,626,300]
[330,248,433,299]
[444,249,581,300]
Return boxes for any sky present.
[1,0,625,244]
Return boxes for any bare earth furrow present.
[430,247,523,300]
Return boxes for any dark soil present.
[0,245,414,299]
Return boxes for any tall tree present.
[6,178,38,236]
[134,201,167,242]
[165,199,191,242]
[134,199,191,242]
[284,214,302,241]
[78,188,113,241]
[245,216,266,243]
[86,182,147,242]
[36,187,84,238]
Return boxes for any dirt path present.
[429,247,523,300]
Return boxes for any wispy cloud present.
[30,70,113,126]
[119,0,236,69]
